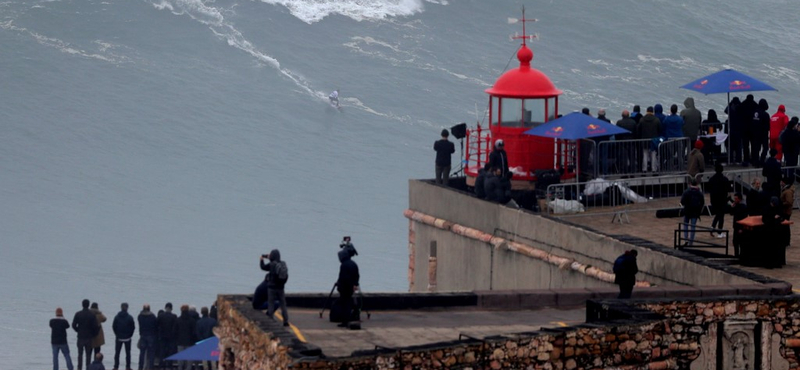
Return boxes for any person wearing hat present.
[433,129,455,186]
[687,139,705,182]
[51,307,75,370]
[488,139,509,178]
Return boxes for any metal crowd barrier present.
[543,166,800,217]
[593,138,657,178]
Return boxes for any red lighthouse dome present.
[464,15,571,189]
[485,45,562,98]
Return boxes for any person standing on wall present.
[433,129,455,186]
[336,248,360,328]
[259,249,290,327]
[51,307,76,370]
[613,250,638,299]
[112,303,135,370]
[73,299,98,370]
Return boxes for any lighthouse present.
[465,10,573,189]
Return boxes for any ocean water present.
[1,0,798,368]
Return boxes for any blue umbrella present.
[165,337,219,361]
[523,112,631,140]
[680,68,777,95]
[680,68,777,163]
[524,112,631,179]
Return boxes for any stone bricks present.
[218,295,800,370]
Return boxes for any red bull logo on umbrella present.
[693,79,709,89]
[730,80,751,90]
[586,124,606,135]
[546,126,564,137]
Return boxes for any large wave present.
[255,0,443,24]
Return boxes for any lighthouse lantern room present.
[465,9,576,189]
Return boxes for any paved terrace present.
[287,306,584,357]
[558,195,800,292]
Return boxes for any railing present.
[657,138,691,174]
[593,138,657,178]
[543,166,800,217]
[674,223,729,256]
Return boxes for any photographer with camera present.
[336,245,360,328]
[339,236,358,258]
[255,250,289,327]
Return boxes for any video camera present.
[339,236,358,257]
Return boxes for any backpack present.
[613,255,626,275]
[271,261,288,285]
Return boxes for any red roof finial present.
[508,6,538,68]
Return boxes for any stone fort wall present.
[217,294,800,370]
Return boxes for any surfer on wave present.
[329,89,340,108]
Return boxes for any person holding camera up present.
[258,250,290,327]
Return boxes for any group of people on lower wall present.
[50,299,218,370]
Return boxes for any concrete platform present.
[285,307,585,358]
[563,194,800,292]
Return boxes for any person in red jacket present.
[770,104,789,160]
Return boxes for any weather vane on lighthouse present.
[507,6,538,46]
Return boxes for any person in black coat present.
[51,307,75,370]
[195,307,216,340]
[474,163,490,199]
[488,140,509,178]
[259,249,289,326]
[782,117,800,180]
[613,250,638,299]
[87,353,105,370]
[739,94,758,165]
[73,299,98,370]
[483,167,502,203]
[680,180,705,246]
[762,196,786,268]
[707,163,730,236]
[725,97,743,164]
[176,305,197,370]
[754,99,771,165]
[729,192,748,257]
[433,129,456,186]
[763,149,782,197]
[137,304,157,370]
[112,303,135,370]
[157,303,178,366]
[336,249,360,328]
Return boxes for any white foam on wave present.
[343,36,490,87]
[0,20,128,64]
[150,0,408,122]
[760,64,799,84]
[255,0,436,24]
